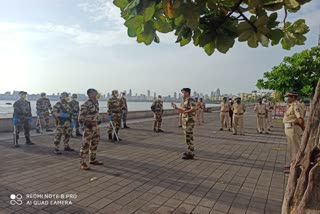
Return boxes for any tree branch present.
[238,11,257,32]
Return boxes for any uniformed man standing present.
[254,98,269,134]
[151,95,164,132]
[79,89,103,170]
[199,98,205,123]
[219,97,231,131]
[195,97,201,125]
[263,97,274,131]
[172,88,197,159]
[120,91,130,129]
[229,98,234,128]
[232,97,246,135]
[12,91,34,147]
[52,92,75,154]
[69,94,82,137]
[108,90,123,142]
[36,92,53,133]
[283,91,305,173]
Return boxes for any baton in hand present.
[110,121,120,142]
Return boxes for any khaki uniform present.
[108,96,123,139]
[220,102,230,129]
[181,98,197,155]
[265,101,273,130]
[254,104,267,133]
[232,103,246,135]
[79,99,100,165]
[283,102,304,162]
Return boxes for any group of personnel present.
[11,88,307,172]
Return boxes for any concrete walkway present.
[0,109,288,214]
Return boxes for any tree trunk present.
[282,80,320,214]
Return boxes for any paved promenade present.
[0,109,288,214]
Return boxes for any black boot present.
[76,131,82,137]
[123,123,130,129]
[25,137,34,145]
[113,130,122,141]
[46,128,53,132]
[182,152,194,160]
[108,133,113,141]
[64,146,75,152]
[54,148,62,155]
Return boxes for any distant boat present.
[5,102,12,105]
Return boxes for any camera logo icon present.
[10,194,23,206]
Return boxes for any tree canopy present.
[113,0,311,55]
[256,46,320,98]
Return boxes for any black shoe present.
[182,153,194,160]
[158,129,164,132]
[108,133,113,140]
[54,149,62,155]
[46,129,53,132]
[259,132,262,134]
[113,137,122,141]
[36,129,41,133]
[124,126,130,129]
[153,128,156,132]
[228,129,231,132]
[64,147,75,152]
[265,132,270,135]
[89,160,104,165]
[25,141,35,145]
[233,133,237,135]
[219,128,223,131]
[76,132,82,137]
[14,144,20,148]
[178,125,182,128]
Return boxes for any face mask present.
[21,94,27,100]
[72,98,77,101]
[96,93,101,99]
[284,97,288,102]
[65,97,70,102]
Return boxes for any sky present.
[0,0,319,96]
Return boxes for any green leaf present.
[174,15,185,26]
[143,1,156,21]
[291,19,309,34]
[198,32,213,47]
[260,34,269,47]
[238,30,254,42]
[204,41,215,55]
[128,27,137,37]
[269,29,284,45]
[255,15,268,27]
[113,0,129,10]
[124,0,140,11]
[248,33,259,48]
[153,20,172,33]
[154,34,160,43]
[238,22,252,33]
[193,29,201,46]
[137,21,155,45]
[124,15,144,29]
[284,0,300,8]
[216,35,235,54]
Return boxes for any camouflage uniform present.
[181,97,197,156]
[69,96,81,136]
[108,91,123,141]
[52,97,73,152]
[195,98,201,125]
[36,95,52,132]
[120,94,129,128]
[151,99,164,132]
[79,99,100,165]
[13,94,33,145]
[199,99,205,123]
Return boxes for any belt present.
[284,122,296,128]
[234,113,243,115]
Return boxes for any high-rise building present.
[147,90,151,97]
[154,92,156,99]
[129,89,132,97]
[216,88,221,97]
[174,92,177,100]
